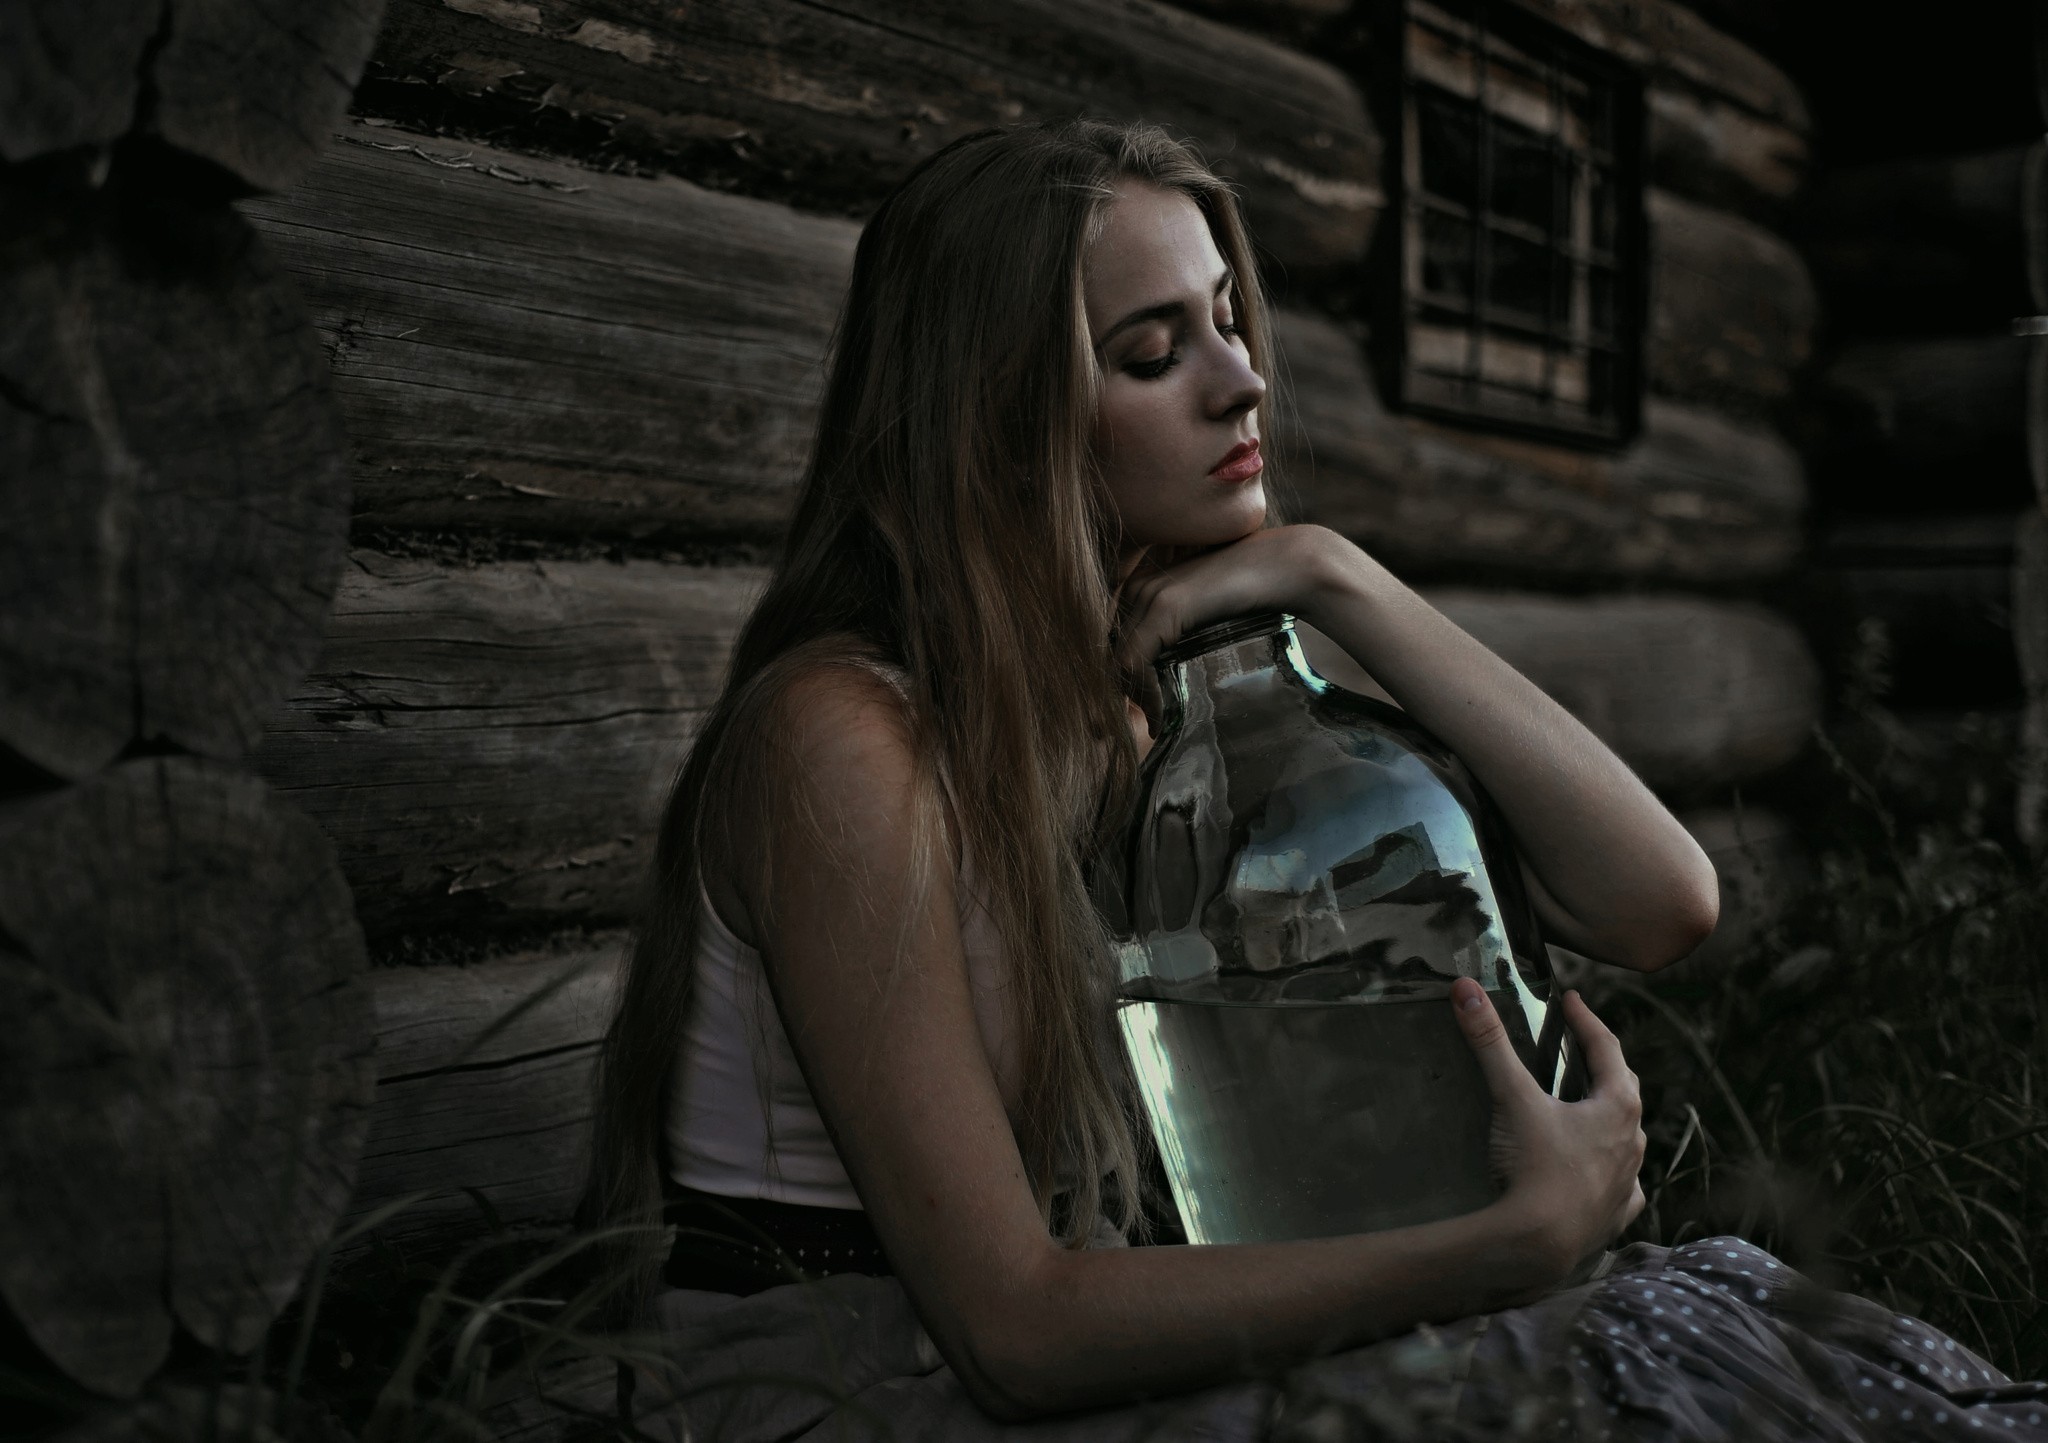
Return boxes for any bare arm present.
[1116,527,1720,971]
[723,664,1645,1421]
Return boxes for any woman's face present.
[1084,181,1269,564]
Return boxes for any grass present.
[1595,694,2048,1381]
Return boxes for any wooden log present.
[257,555,1812,941]
[358,0,1381,279]
[1420,590,1822,794]
[0,182,349,779]
[1815,512,2022,709]
[1806,334,2034,509]
[1646,189,1817,413]
[239,124,858,547]
[1161,0,1350,33]
[0,758,373,1397]
[145,0,388,193]
[1278,308,1806,585]
[0,2,158,162]
[251,551,765,939]
[1646,82,1808,220]
[0,1,385,189]
[245,135,1806,563]
[1511,0,1807,136]
[341,942,621,1251]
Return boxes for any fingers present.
[1561,991,1632,1098]
[1449,979,1540,1104]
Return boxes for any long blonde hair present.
[582,118,1279,1307]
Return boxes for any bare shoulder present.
[761,651,922,795]
[707,649,935,942]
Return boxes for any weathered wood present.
[147,0,388,192]
[1646,82,1808,219]
[359,0,1380,279]
[0,2,158,162]
[1807,334,2033,508]
[245,134,1805,563]
[252,552,765,939]
[1510,0,1807,135]
[1647,189,1817,414]
[1816,512,2022,709]
[239,124,857,547]
[0,182,349,779]
[1176,0,1805,217]
[1163,0,1349,31]
[341,942,622,1250]
[257,553,1812,942]
[1279,309,1805,585]
[0,759,373,1396]
[1422,591,1822,794]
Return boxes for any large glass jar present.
[1092,613,1581,1244]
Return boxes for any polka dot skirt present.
[1528,1238,2048,1441]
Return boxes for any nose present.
[1207,335,1266,425]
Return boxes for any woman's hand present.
[1450,978,1646,1292]
[1114,524,1356,731]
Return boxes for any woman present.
[586,120,2047,1439]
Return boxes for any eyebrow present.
[1096,266,1236,351]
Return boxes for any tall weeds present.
[1599,693,2048,1380]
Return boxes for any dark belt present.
[662,1184,893,1296]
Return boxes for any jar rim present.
[1155,612,1292,666]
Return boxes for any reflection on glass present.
[1420,211,1475,301]
[1489,118,1554,231]
[1094,616,1581,1245]
[1591,167,1616,250]
[1417,93,1480,203]
[1487,228,1552,318]
[1590,266,1615,336]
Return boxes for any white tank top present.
[664,857,1023,1209]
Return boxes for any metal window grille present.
[1371,0,1645,446]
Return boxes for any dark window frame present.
[1366,0,1648,449]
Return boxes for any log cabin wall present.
[0,0,390,1414]
[2,0,1830,1422]
[1697,2,2043,837]
[223,0,1822,1265]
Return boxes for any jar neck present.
[1156,614,1299,732]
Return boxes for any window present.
[1370,0,1645,445]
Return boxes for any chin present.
[1188,484,1266,545]
[1119,480,1267,552]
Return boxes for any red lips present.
[1209,436,1263,482]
